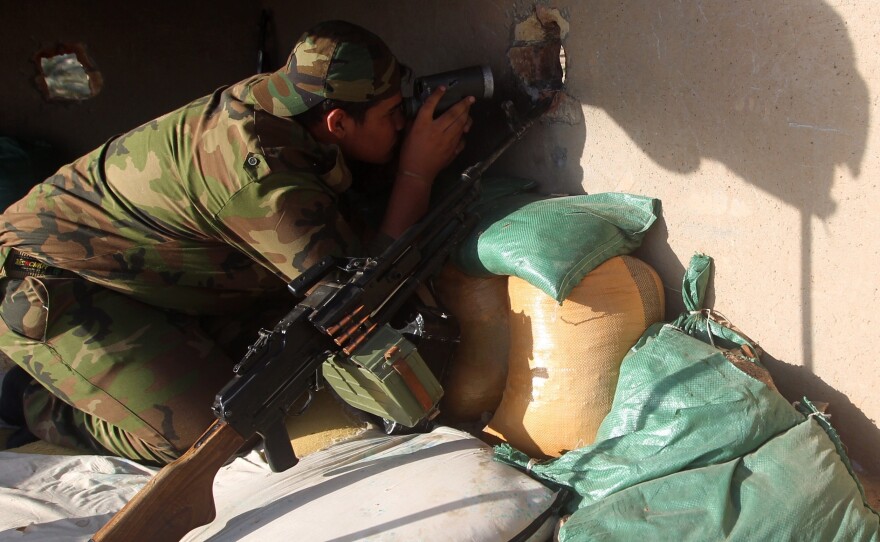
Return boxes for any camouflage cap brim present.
[253,20,400,118]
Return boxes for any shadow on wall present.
[573,0,867,213]
[762,353,880,477]
[569,0,872,468]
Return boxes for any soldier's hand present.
[398,87,474,181]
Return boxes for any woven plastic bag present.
[483,256,664,458]
[433,264,510,422]
[495,254,880,541]
[451,191,660,303]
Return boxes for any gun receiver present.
[91,97,553,542]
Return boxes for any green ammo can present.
[322,323,443,427]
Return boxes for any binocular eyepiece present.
[402,65,494,118]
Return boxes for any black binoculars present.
[402,65,494,118]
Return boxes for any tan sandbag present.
[3,434,81,456]
[484,255,665,458]
[4,390,368,459]
[433,264,510,423]
[285,388,371,458]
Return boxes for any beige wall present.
[564,0,880,475]
[558,0,879,476]
[274,0,879,473]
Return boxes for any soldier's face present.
[338,93,406,164]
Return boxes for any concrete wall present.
[0,0,259,161]
[555,2,880,478]
[2,2,877,475]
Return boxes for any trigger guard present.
[293,389,314,416]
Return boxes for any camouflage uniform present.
[0,21,401,464]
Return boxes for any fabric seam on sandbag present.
[506,488,570,542]
[620,256,662,328]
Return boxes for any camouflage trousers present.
[0,274,285,465]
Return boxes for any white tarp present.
[0,452,154,540]
[0,427,559,541]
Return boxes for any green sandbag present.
[671,253,756,350]
[452,192,660,302]
[495,321,804,507]
[495,254,880,541]
[555,401,880,541]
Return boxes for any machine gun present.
[90,96,553,542]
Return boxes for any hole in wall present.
[559,44,567,86]
[508,5,567,102]
[508,6,580,125]
[33,43,103,101]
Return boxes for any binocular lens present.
[403,65,493,117]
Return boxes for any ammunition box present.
[322,324,443,427]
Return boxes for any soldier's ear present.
[325,108,349,138]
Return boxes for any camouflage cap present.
[253,20,401,117]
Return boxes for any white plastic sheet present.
[0,427,558,541]
[0,452,155,540]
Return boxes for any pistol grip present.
[260,419,299,472]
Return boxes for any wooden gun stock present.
[91,421,246,542]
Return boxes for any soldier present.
[0,20,473,464]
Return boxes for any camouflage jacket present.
[0,75,360,315]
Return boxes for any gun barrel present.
[372,213,480,328]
